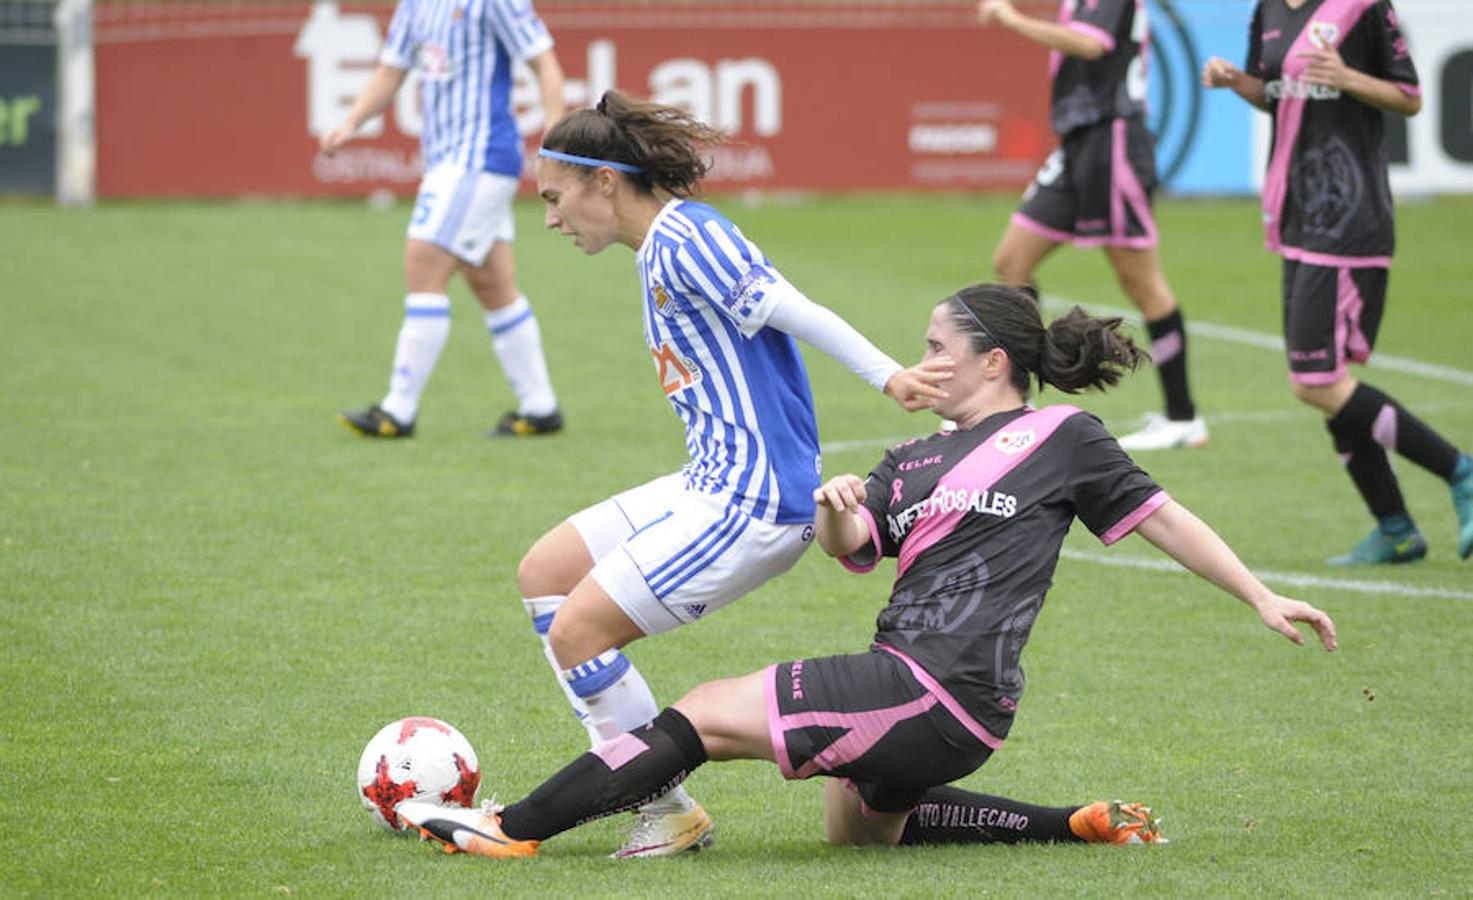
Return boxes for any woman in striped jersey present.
[516,91,952,857]
[325,0,568,439]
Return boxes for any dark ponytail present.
[946,283,1146,396]
[541,90,727,197]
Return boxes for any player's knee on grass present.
[822,780,905,846]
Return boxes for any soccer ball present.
[356,716,480,833]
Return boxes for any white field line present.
[819,401,1465,456]
[1060,548,1473,601]
[1043,296,1473,386]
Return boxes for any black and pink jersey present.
[840,405,1167,743]
[1048,0,1150,135]
[1247,0,1419,265]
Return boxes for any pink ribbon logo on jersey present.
[993,429,1036,456]
[891,478,904,507]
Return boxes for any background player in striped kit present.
[976,0,1207,452]
[1202,0,1473,564]
[516,91,952,858]
[396,284,1336,858]
[324,0,566,439]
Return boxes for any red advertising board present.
[94,3,1052,197]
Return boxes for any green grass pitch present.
[2,193,1470,896]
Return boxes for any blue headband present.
[538,148,644,175]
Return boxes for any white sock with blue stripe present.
[485,296,557,417]
[381,292,450,424]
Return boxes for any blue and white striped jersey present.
[639,200,822,525]
[381,0,553,176]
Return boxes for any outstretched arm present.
[1133,500,1338,650]
[978,0,1108,60]
[763,293,953,411]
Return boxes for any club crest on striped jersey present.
[652,283,679,317]
[993,428,1036,455]
[652,341,702,396]
[417,43,453,81]
[1307,21,1339,50]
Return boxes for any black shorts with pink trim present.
[1014,116,1159,249]
[1281,259,1388,385]
[764,647,994,814]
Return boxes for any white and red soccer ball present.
[356,717,480,832]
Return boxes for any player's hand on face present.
[1255,594,1338,651]
[1202,56,1240,88]
[885,356,955,412]
[813,474,867,514]
[1296,46,1350,89]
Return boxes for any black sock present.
[899,785,1081,845]
[1327,390,1408,524]
[1145,309,1195,421]
[498,707,708,842]
[1346,383,1461,480]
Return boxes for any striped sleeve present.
[488,0,554,61]
[671,217,786,337]
[379,0,416,69]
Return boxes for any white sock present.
[484,296,557,417]
[564,648,695,815]
[380,292,451,424]
[524,595,601,746]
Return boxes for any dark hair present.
[541,91,727,197]
[945,283,1146,395]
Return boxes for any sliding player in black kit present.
[399,284,1338,858]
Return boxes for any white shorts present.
[570,473,815,637]
[407,162,518,265]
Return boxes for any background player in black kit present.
[1202,0,1473,565]
[397,284,1337,858]
[976,0,1206,452]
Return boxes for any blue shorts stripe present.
[652,514,750,599]
[648,508,748,599]
[532,612,555,635]
[646,505,741,585]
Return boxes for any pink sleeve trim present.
[1395,82,1422,98]
[838,506,883,574]
[1068,21,1116,52]
[1100,489,1170,546]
